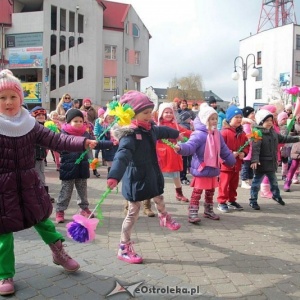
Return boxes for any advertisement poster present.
[22,82,42,103]
[8,47,43,68]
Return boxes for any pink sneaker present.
[55,211,65,223]
[0,278,14,296]
[117,242,143,264]
[80,208,94,218]
[159,213,181,230]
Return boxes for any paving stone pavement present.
[5,157,300,300]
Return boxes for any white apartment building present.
[0,0,150,111]
[236,23,300,109]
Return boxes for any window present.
[78,14,84,33]
[125,22,129,34]
[125,48,129,63]
[51,6,57,30]
[78,37,84,44]
[50,34,56,55]
[50,64,56,91]
[297,35,300,50]
[125,79,129,90]
[69,65,74,83]
[255,88,262,100]
[69,36,75,48]
[105,45,116,60]
[132,24,140,37]
[60,35,66,52]
[77,66,83,80]
[69,11,75,32]
[59,65,65,87]
[60,9,66,31]
[256,67,262,81]
[135,51,140,65]
[257,51,261,65]
[296,61,300,76]
[103,77,116,91]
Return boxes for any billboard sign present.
[8,47,43,68]
[22,82,42,103]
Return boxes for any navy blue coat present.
[108,124,179,201]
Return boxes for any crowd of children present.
[3,67,300,295]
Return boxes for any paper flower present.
[44,120,59,133]
[237,128,262,153]
[107,101,135,126]
[66,214,99,243]
[66,188,112,243]
[285,86,300,95]
[89,158,99,169]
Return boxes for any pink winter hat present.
[119,90,154,114]
[0,69,24,103]
[260,105,276,114]
[98,108,105,117]
[277,111,288,124]
[83,98,92,105]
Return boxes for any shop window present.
[50,64,56,91]
[51,6,57,30]
[69,65,74,83]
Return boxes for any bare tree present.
[167,73,204,101]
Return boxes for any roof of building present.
[102,0,130,30]
[203,90,224,102]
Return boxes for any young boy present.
[217,105,249,213]
[249,109,300,210]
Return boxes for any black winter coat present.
[108,124,179,201]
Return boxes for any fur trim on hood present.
[110,124,135,141]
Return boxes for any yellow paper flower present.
[107,102,135,126]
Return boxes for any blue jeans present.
[241,160,253,181]
[250,172,281,203]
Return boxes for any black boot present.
[93,169,100,178]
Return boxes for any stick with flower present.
[237,128,262,153]
[44,120,60,133]
[75,100,135,164]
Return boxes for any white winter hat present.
[157,102,174,125]
[255,109,273,125]
[198,103,217,125]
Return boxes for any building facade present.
[237,23,300,108]
[0,0,150,111]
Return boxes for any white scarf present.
[0,107,36,137]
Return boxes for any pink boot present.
[117,241,143,264]
[0,278,14,296]
[159,213,181,230]
[260,183,272,199]
[49,240,80,272]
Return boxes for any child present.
[56,109,113,223]
[217,105,249,213]
[30,106,55,203]
[0,69,98,295]
[101,111,119,174]
[175,104,235,223]
[107,91,182,264]
[94,107,106,162]
[277,111,290,181]
[249,109,300,209]
[156,102,192,202]
[240,106,256,189]
[48,110,62,171]
[82,110,100,178]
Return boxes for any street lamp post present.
[231,54,259,108]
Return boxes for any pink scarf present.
[198,129,221,171]
[62,123,87,136]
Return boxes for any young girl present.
[107,91,182,264]
[240,106,256,189]
[156,103,192,202]
[249,109,300,209]
[94,107,105,162]
[48,110,62,171]
[56,109,113,223]
[82,110,100,178]
[0,69,98,295]
[101,111,119,174]
[175,103,235,222]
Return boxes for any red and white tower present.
[257,0,297,33]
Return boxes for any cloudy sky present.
[112,0,299,102]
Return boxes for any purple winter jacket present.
[0,122,86,234]
[178,117,236,178]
